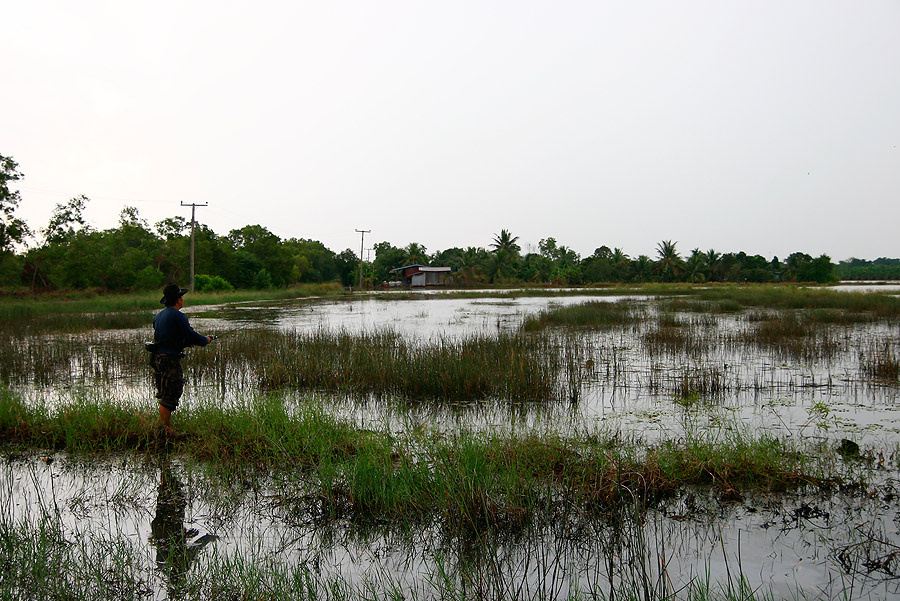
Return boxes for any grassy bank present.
[0,390,826,526]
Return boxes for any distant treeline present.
[0,153,895,292]
[835,258,900,281]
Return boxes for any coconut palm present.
[458,246,483,286]
[655,240,684,282]
[685,248,707,283]
[611,248,629,264]
[633,255,652,282]
[704,249,721,281]
[403,242,428,265]
[489,229,520,283]
[490,229,520,255]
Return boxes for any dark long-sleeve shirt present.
[153,307,208,355]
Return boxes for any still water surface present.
[6,291,900,599]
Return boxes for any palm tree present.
[655,240,684,282]
[403,242,428,265]
[490,229,520,254]
[458,246,481,286]
[634,255,652,282]
[685,248,706,283]
[489,229,520,283]
[704,249,721,281]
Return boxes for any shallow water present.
[26,293,899,445]
[5,453,900,600]
[4,291,900,598]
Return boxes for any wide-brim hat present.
[160,283,188,305]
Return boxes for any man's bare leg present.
[159,405,174,435]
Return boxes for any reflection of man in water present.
[150,463,217,598]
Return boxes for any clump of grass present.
[660,298,743,314]
[209,328,566,402]
[642,325,709,357]
[740,313,841,361]
[752,314,810,342]
[521,300,644,331]
[860,344,900,383]
[653,432,810,492]
[806,308,874,324]
[0,391,825,526]
[656,312,684,328]
[672,366,728,401]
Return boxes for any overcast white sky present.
[3,1,898,261]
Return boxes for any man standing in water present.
[151,283,214,437]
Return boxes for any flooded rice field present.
[3,289,900,599]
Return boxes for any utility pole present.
[181,202,208,292]
[355,228,370,291]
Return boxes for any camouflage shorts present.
[150,353,185,412]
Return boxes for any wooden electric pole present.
[181,202,208,291]
[355,229,370,291]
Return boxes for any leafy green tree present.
[226,250,265,288]
[134,265,165,290]
[228,225,291,286]
[43,195,89,244]
[432,247,464,270]
[40,230,104,288]
[155,216,188,239]
[284,238,338,282]
[372,241,407,283]
[581,247,611,283]
[335,249,359,286]
[784,252,813,282]
[253,268,273,289]
[797,254,836,283]
[102,207,160,289]
[194,274,234,291]
[0,154,31,254]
